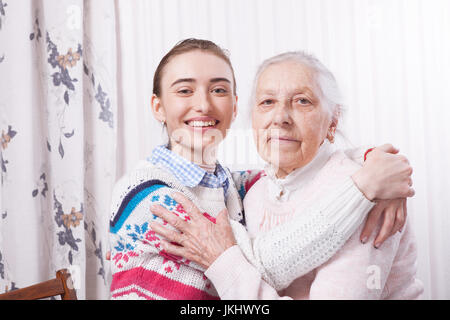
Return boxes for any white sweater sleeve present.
[223,177,374,292]
[205,245,293,300]
[343,146,369,165]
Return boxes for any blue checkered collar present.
[148,145,229,189]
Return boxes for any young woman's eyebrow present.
[209,77,231,84]
[170,77,230,87]
[170,78,196,87]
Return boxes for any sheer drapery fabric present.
[0,0,118,299]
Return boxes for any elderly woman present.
[150,51,423,299]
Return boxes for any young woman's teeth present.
[187,120,217,127]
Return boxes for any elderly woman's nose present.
[272,103,292,125]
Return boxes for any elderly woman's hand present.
[352,144,414,201]
[360,198,407,248]
[149,192,237,269]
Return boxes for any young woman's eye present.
[177,89,193,95]
[212,88,227,94]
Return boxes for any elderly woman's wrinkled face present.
[252,60,332,178]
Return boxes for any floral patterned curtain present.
[0,0,118,299]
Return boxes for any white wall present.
[116,0,450,299]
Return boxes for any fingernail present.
[361,237,368,244]
[374,243,380,249]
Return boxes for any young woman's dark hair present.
[153,38,237,97]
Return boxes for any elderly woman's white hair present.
[250,51,344,123]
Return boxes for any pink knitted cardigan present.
[205,147,424,299]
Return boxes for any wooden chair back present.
[0,269,77,300]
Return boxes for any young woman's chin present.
[171,127,223,152]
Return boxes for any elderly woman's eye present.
[260,99,274,106]
[296,98,312,105]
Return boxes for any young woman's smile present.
[184,116,220,132]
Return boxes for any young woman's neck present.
[169,142,218,166]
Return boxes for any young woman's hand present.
[352,144,414,201]
[360,198,407,248]
[149,192,237,269]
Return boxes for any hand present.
[352,144,414,201]
[149,192,237,269]
[360,198,407,248]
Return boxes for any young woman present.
[108,39,414,300]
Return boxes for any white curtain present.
[0,0,117,299]
[1,0,449,300]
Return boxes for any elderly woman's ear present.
[327,125,337,143]
[327,106,341,143]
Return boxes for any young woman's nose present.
[192,90,212,114]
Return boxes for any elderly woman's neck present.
[275,166,298,179]
[273,140,332,179]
